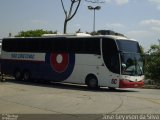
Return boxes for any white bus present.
[1,34,144,89]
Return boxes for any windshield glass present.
[117,40,144,76]
[120,53,143,76]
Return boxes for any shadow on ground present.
[2,78,139,93]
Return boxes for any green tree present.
[140,45,144,55]
[145,45,160,83]
[15,29,57,37]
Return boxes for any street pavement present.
[0,80,160,115]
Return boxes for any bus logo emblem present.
[111,79,118,84]
[45,52,75,82]
[50,53,69,73]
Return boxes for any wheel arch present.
[85,73,99,85]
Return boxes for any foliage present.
[140,45,144,55]
[144,45,160,83]
[15,29,57,37]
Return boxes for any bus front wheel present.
[86,76,99,89]
[108,87,116,90]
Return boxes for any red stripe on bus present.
[119,79,144,88]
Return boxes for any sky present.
[0,0,160,51]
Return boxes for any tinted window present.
[102,38,120,74]
[52,38,67,52]
[67,38,100,54]
[85,38,100,54]
[117,40,140,53]
[2,38,64,53]
[68,38,84,53]
[2,37,100,54]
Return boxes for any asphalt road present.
[0,79,160,116]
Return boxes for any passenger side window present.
[102,38,120,74]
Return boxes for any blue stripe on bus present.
[1,53,75,82]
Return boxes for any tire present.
[0,75,4,82]
[108,87,116,90]
[87,76,99,89]
[15,70,22,81]
[0,77,5,82]
[0,78,5,82]
[23,71,31,81]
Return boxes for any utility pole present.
[88,6,101,33]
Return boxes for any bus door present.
[101,38,120,87]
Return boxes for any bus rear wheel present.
[86,76,99,89]
[23,71,31,81]
[15,70,22,81]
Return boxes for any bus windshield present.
[117,40,144,76]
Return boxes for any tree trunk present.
[61,0,81,34]
[64,19,68,34]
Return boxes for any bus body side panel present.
[65,54,102,84]
[1,51,46,79]
[98,66,120,88]
[1,59,44,79]
[1,52,76,82]
[65,54,120,88]
[1,48,120,88]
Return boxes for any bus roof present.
[98,35,137,42]
[2,34,137,42]
[42,33,91,37]
[42,33,136,41]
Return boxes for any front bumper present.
[119,80,144,88]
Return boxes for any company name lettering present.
[11,54,35,59]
